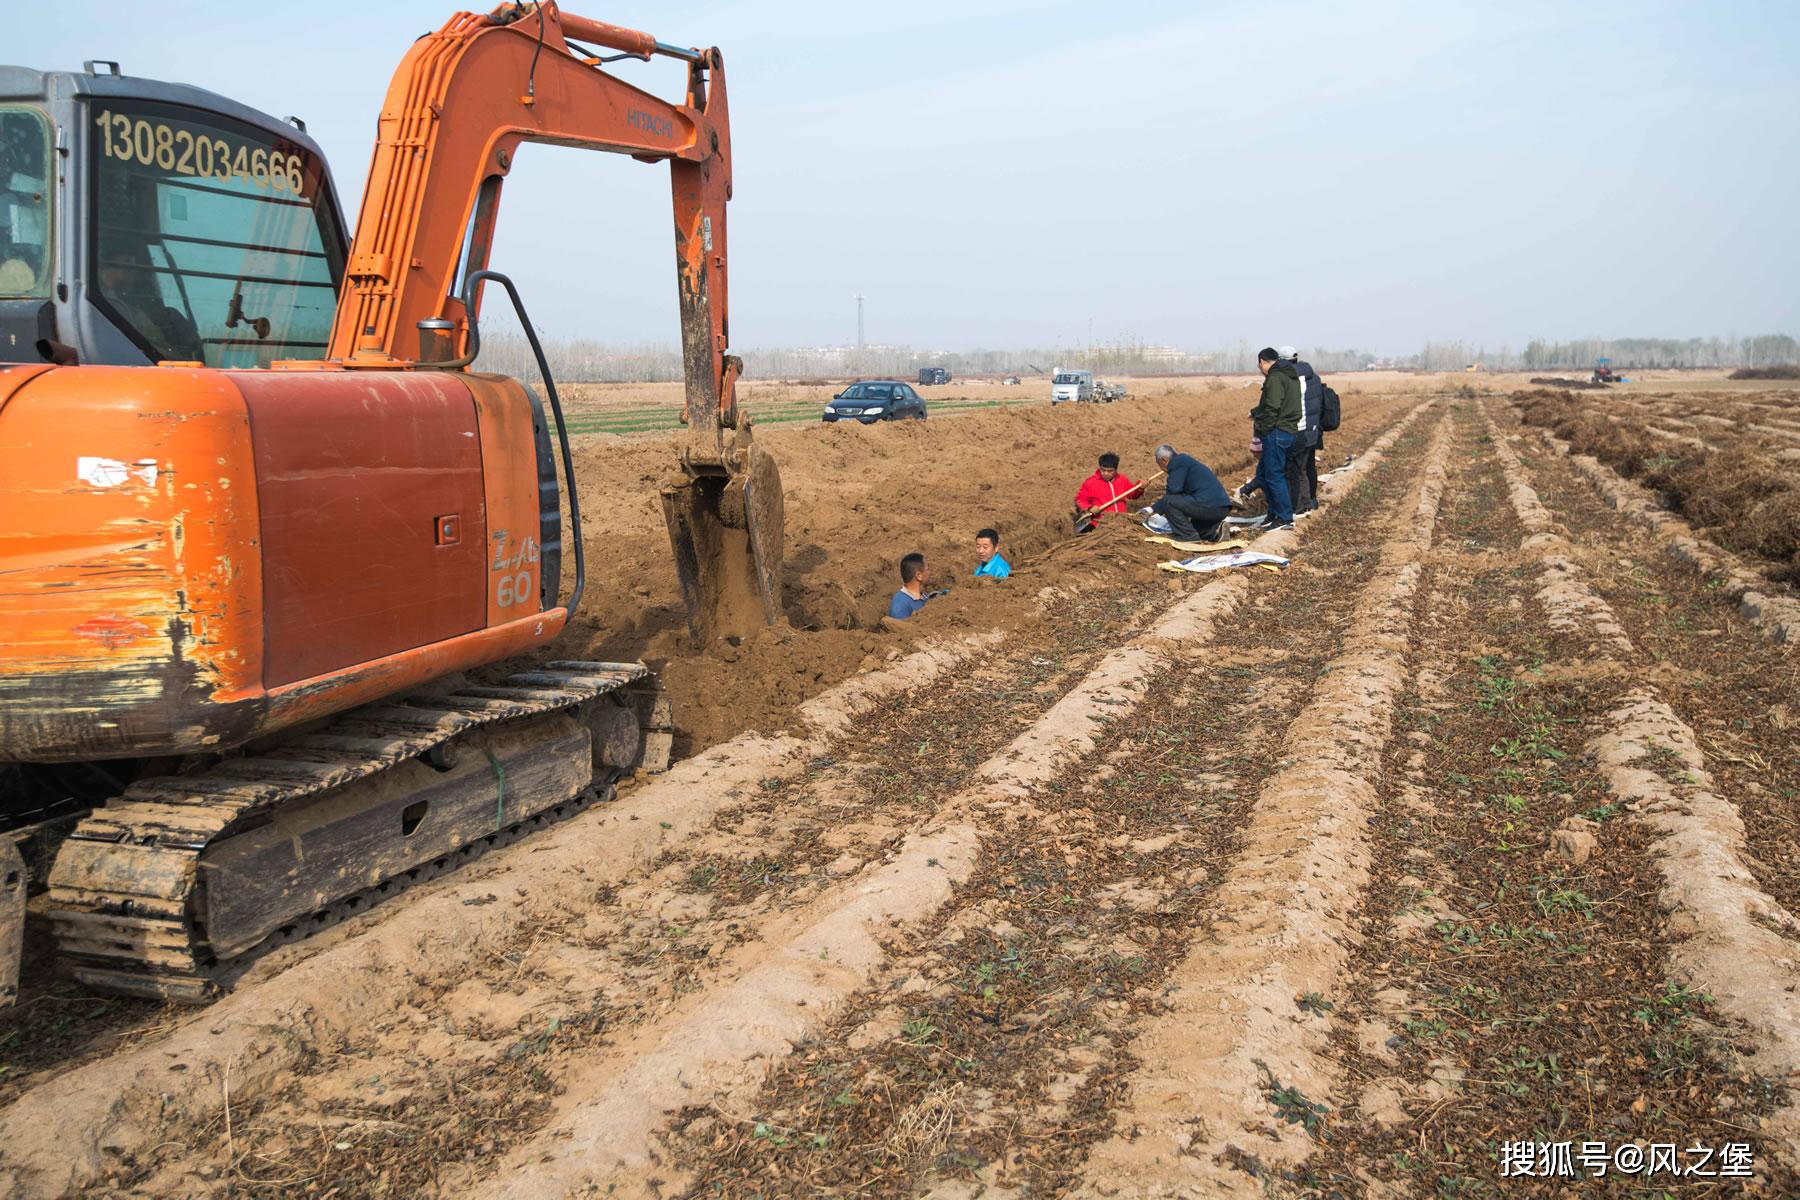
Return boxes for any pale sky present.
[15,1,1800,353]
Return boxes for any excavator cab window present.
[86,97,345,367]
[0,106,52,300]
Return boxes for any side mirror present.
[832,392,842,400]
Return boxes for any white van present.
[1050,368,1093,404]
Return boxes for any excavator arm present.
[325,1,779,640]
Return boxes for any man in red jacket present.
[1073,452,1136,533]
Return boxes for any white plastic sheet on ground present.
[1158,550,1291,574]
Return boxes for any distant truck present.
[1095,380,1127,402]
[918,367,950,385]
[1051,368,1094,404]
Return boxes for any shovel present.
[1073,470,1163,533]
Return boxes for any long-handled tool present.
[1073,470,1163,533]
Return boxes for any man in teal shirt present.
[973,528,1012,578]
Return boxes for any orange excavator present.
[0,3,783,1003]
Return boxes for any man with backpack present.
[1314,375,1342,502]
[1281,346,1322,515]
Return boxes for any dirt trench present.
[560,385,1420,754]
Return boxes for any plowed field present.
[3,379,1797,1199]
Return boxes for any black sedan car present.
[822,380,928,423]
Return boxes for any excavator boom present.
[322,1,781,640]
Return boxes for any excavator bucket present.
[662,432,784,643]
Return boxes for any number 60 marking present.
[495,570,534,608]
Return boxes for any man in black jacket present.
[1151,443,1231,541]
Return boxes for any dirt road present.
[2,383,1797,1198]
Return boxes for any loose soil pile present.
[1729,366,1800,380]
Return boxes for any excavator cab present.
[0,62,349,368]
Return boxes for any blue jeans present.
[1261,428,1296,523]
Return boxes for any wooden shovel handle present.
[1078,469,1164,521]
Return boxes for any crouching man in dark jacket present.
[1251,347,1302,529]
[1151,444,1231,541]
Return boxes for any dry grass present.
[1516,389,1800,583]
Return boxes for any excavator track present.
[43,662,672,1002]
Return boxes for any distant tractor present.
[918,366,950,385]
[1592,357,1621,384]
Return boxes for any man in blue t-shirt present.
[973,528,1011,579]
[888,552,933,620]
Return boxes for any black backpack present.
[1319,384,1341,432]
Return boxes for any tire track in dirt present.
[1296,397,1797,1196]
[655,408,1448,1198]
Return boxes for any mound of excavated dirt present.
[559,389,1417,752]
[1728,366,1800,380]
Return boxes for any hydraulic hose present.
[452,268,585,618]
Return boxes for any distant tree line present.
[470,330,1798,385]
[1409,336,1800,371]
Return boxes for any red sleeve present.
[1075,475,1103,511]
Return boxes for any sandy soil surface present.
[5,379,1800,1199]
